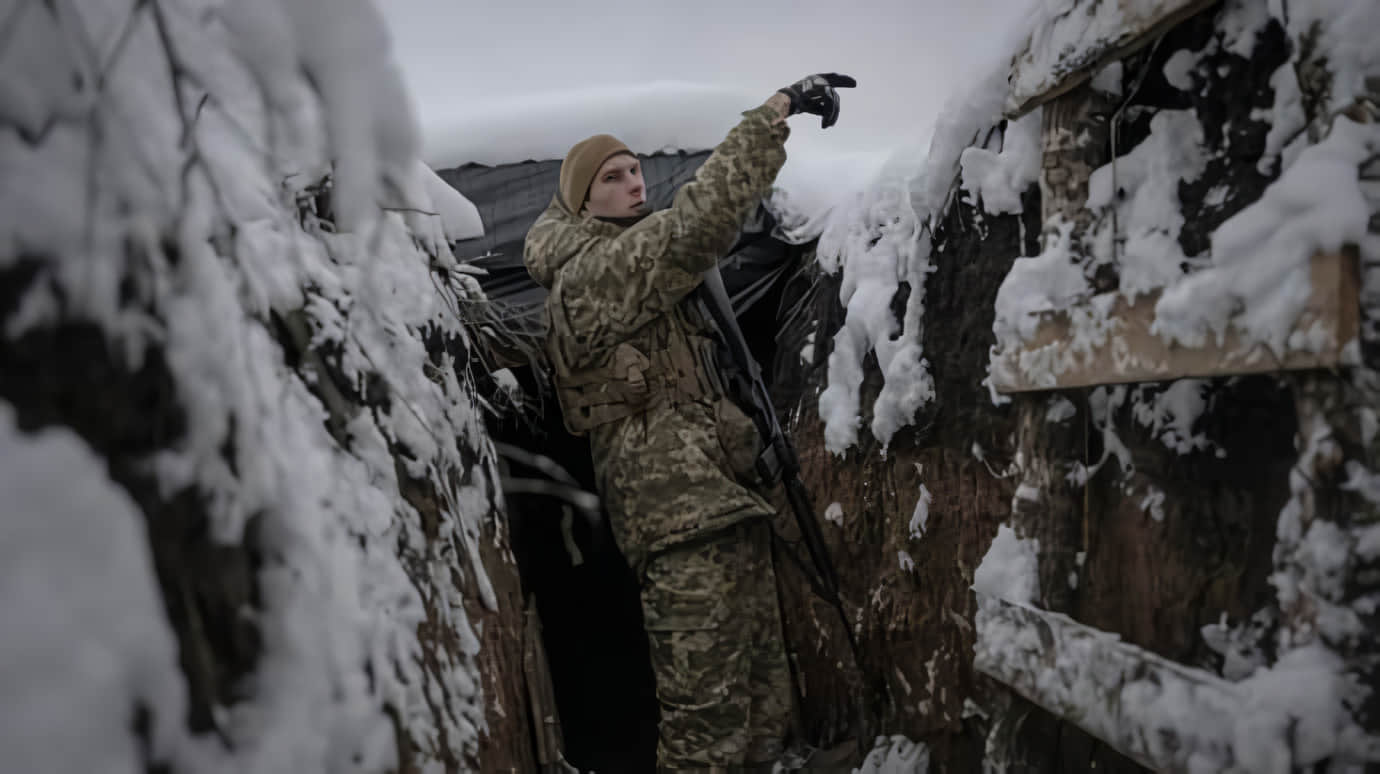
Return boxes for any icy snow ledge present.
[974,593,1371,772]
[1005,0,1217,118]
[417,161,484,242]
[811,37,1035,453]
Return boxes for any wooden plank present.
[973,592,1354,771]
[991,251,1361,393]
[1004,0,1218,119]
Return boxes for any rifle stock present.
[697,264,872,741]
[697,267,847,619]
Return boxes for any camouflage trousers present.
[641,518,793,770]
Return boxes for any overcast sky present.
[380,0,1030,161]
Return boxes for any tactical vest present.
[549,302,723,435]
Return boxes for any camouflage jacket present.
[523,103,789,561]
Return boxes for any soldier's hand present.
[777,73,857,129]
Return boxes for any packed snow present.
[1005,0,1203,115]
[973,525,1040,605]
[1153,116,1378,353]
[1087,109,1207,298]
[0,406,187,774]
[975,594,1367,771]
[1161,48,1200,91]
[2,1,496,770]
[958,111,1042,217]
[810,14,1036,454]
[907,482,933,539]
[854,735,930,774]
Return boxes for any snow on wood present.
[1004,0,1217,118]
[974,592,1365,771]
[990,250,1361,393]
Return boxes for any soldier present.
[524,74,855,770]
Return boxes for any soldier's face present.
[585,155,645,218]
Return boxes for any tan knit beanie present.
[558,134,634,212]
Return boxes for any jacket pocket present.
[715,398,762,484]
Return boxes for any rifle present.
[695,266,863,668]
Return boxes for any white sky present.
[381,0,1030,165]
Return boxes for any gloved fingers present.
[779,74,850,127]
[823,89,840,128]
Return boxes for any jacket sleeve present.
[552,104,789,349]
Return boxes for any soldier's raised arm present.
[644,73,859,278]
[530,75,856,350]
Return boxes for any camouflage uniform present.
[524,104,793,768]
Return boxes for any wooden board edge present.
[991,251,1361,393]
[1003,0,1220,119]
[974,592,1247,772]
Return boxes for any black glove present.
[777,73,857,129]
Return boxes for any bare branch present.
[381,205,440,217]
[500,476,601,516]
[493,442,582,487]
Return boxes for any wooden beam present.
[973,592,1359,771]
[1004,0,1219,119]
[991,251,1361,393]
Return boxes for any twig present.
[493,442,582,487]
[382,205,440,217]
[500,477,600,516]
[1109,34,1166,270]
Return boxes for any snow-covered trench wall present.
[0,1,529,771]
[770,0,1380,770]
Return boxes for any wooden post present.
[1281,372,1380,728]
[1275,17,1380,739]
[1011,80,1116,614]
[981,80,1116,770]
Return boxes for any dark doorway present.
[492,377,659,773]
